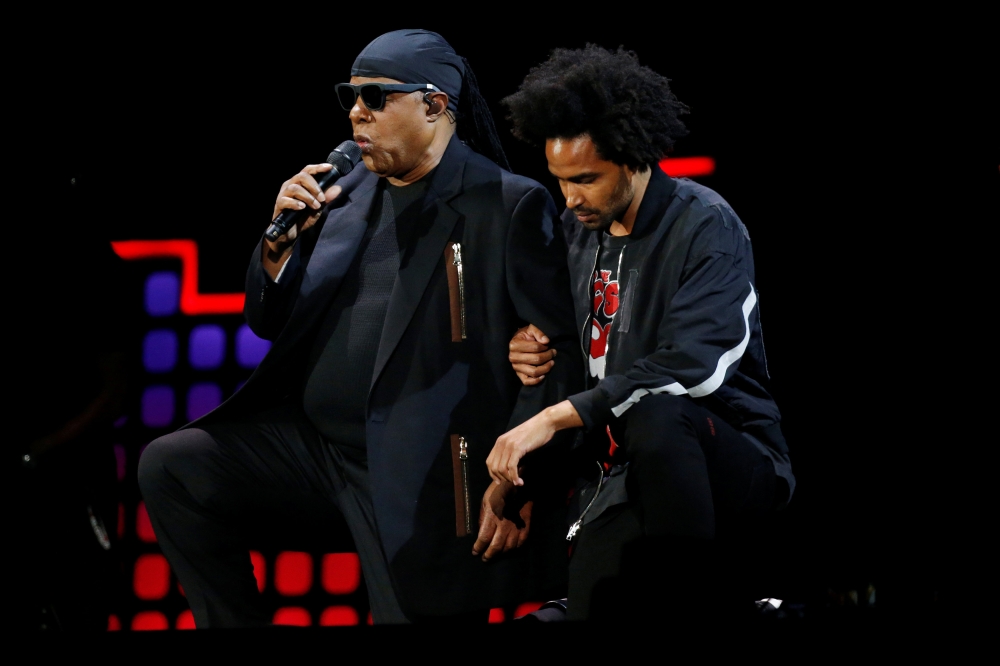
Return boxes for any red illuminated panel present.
[321,552,361,595]
[111,240,245,315]
[273,607,312,626]
[134,553,171,600]
[659,156,716,178]
[488,608,505,623]
[176,610,196,630]
[319,606,360,626]
[250,550,267,593]
[274,551,313,596]
[367,611,373,625]
[131,611,169,631]
[136,502,157,543]
[107,614,122,631]
[514,601,544,618]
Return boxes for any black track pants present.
[568,394,781,620]
[137,404,409,627]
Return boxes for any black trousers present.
[567,394,782,620]
[137,404,410,627]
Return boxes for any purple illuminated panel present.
[113,444,126,482]
[187,383,222,421]
[144,272,180,317]
[142,386,175,428]
[235,324,271,369]
[189,325,226,370]
[143,329,178,373]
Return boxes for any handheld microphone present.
[265,140,363,242]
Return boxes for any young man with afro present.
[488,45,795,620]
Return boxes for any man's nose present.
[564,184,584,209]
[349,97,372,123]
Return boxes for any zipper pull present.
[452,242,462,266]
[459,436,468,460]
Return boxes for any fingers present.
[489,436,518,486]
[286,182,324,210]
[524,324,549,344]
[509,339,550,354]
[323,184,343,203]
[482,521,509,561]
[516,371,544,387]
[301,163,334,176]
[511,360,555,378]
[504,525,519,552]
[472,511,496,556]
[516,523,530,548]
[504,446,524,487]
[508,348,556,365]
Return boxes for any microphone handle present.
[264,166,344,242]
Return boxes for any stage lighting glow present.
[188,324,226,369]
[133,554,171,600]
[320,606,360,626]
[186,382,222,421]
[322,553,361,595]
[274,551,314,597]
[136,502,157,543]
[141,385,175,428]
[659,156,716,178]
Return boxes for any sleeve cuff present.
[263,240,301,286]
[568,387,613,432]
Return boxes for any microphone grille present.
[328,140,362,173]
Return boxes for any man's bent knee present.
[137,429,215,501]
[620,394,698,456]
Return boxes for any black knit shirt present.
[303,175,430,450]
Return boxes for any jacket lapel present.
[371,137,468,389]
[286,175,380,337]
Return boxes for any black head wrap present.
[351,29,509,170]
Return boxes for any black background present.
[15,10,997,612]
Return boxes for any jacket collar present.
[628,166,677,239]
[424,133,469,205]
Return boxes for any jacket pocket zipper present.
[459,437,471,535]
[445,243,466,343]
[451,434,472,536]
[452,243,467,340]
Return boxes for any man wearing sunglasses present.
[139,29,581,626]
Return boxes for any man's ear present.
[424,92,449,119]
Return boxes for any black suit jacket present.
[196,136,582,615]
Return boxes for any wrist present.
[543,400,583,431]
[264,238,293,259]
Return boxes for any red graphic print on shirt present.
[590,268,621,380]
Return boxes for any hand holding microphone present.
[265,141,362,253]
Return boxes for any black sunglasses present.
[334,82,442,112]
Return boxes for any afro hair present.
[503,45,689,170]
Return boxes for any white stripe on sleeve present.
[610,284,757,418]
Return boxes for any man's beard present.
[575,169,634,231]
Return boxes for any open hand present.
[472,482,533,562]
[487,401,584,486]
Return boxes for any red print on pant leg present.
[707,417,716,436]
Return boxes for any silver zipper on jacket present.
[452,242,467,340]
[580,244,601,368]
[459,436,471,534]
[567,462,605,540]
